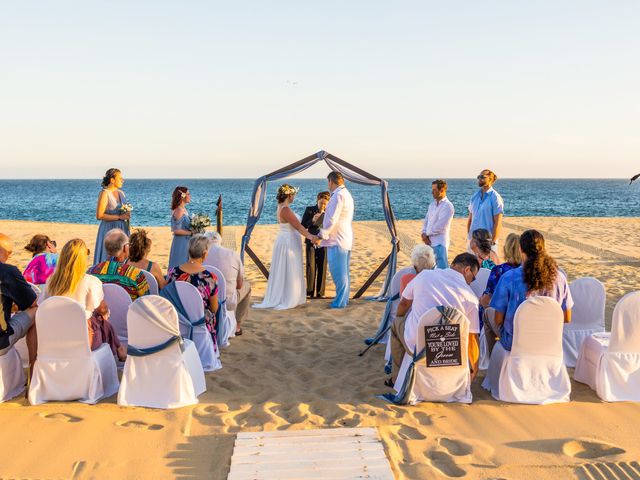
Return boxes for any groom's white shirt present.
[319,185,354,250]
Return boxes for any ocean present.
[0,179,638,227]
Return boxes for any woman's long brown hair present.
[520,229,558,293]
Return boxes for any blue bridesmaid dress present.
[168,211,192,269]
[94,189,130,265]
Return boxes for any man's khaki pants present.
[390,315,410,383]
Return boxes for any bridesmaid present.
[168,186,192,270]
[94,168,130,265]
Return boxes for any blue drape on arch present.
[240,150,399,299]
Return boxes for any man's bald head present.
[0,233,12,263]
[104,229,129,259]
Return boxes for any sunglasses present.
[477,175,486,180]
[50,240,57,247]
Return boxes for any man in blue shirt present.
[467,169,504,255]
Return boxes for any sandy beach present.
[1,217,639,479]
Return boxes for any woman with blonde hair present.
[40,239,125,361]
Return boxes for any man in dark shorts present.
[0,233,37,362]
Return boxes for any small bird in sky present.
[286,80,298,86]
[630,173,640,185]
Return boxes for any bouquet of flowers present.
[190,213,212,234]
[119,203,133,229]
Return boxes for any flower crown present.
[278,184,299,196]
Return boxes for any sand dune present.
[0,218,639,479]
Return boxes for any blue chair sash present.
[160,282,207,340]
[127,335,183,357]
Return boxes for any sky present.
[1,1,638,179]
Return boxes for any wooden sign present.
[424,324,462,367]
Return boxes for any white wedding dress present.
[253,211,306,310]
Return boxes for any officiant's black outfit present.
[301,205,327,298]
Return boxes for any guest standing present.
[127,229,166,290]
[168,186,192,270]
[301,191,330,298]
[94,168,130,265]
[467,169,504,258]
[23,234,59,286]
[39,239,126,361]
[486,230,573,353]
[421,179,455,269]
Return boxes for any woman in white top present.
[39,239,126,361]
[253,184,319,310]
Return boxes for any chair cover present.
[482,296,570,404]
[563,277,606,367]
[141,269,159,295]
[0,346,25,402]
[384,306,471,405]
[574,291,640,401]
[470,268,492,298]
[175,281,222,372]
[29,297,119,405]
[102,283,132,346]
[203,265,234,347]
[118,295,206,409]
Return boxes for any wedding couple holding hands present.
[254,172,354,311]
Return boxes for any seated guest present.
[127,229,166,290]
[0,233,38,369]
[205,232,251,336]
[479,233,521,352]
[166,235,219,339]
[399,244,437,296]
[88,229,149,301]
[486,229,573,354]
[470,228,499,269]
[23,234,59,286]
[40,239,126,361]
[389,253,481,385]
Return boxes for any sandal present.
[384,378,394,388]
[235,328,243,336]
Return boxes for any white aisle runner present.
[228,427,394,480]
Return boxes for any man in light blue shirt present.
[467,169,504,254]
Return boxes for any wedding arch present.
[240,150,400,299]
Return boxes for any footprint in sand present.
[438,437,474,457]
[428,450,467,478]
[115,420,164,431]
[39,412,83,423]
[562,439,625,459]
[397,425,427,441]
[413,411,439,426]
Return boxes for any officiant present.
[301,191,330,298]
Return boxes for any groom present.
[315,171,354,308]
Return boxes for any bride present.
[254,184,318,310]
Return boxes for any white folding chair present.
[563,277,606,367]
[482,296,570,404]
[118,295,206,409]
[141,269,159,295]
[0,345,25,402]
[175,281,222,372]
[392,307,472,405]
[203,264,235,347]
[102,283,132,347]
[574,291,640,401]
[29,296,119,405]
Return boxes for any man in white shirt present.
[316,171,354,308]
[388,253,481,384]
[205,233,251,335]
[421,179,455,269]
